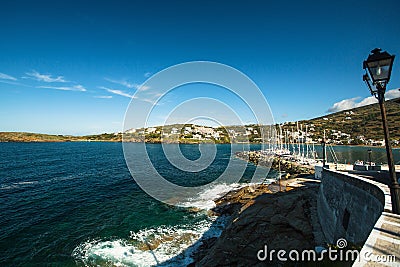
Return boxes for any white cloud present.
[0,72,17,81]
[105,78,150,91]
[104,78,135,88]
[328,88,400,113]
[98,87,160,106]
[137,84,151,91]
[386,88,400,99]
[94,95,113,99]
[0,80,21,86]
[99,86,134,98]
[25,70,67,82]
[37,85,87,92]
[144,72,152,78]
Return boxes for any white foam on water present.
[1,180,39,190]
[16,181,39,185]
[177,180,275,210]
[72,217,228,267]
[1,175,77,190]
[263,178,277,184]
[178,182,249,210]
[72,181,261,266]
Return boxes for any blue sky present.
[1,0,399,135]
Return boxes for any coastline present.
[1,139,398,149]
[1,132,398,149]
[189,178,329,266]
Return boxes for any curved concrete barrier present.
[318,168,400,266]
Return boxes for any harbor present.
[236,142,400,183]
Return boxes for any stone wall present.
[318,169,385,244]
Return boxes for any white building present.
[125,128,136,133]
[171,128,179,134]
[146,127,157,133]
[195,126,214,135]
[193,134,203,140]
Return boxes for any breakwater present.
[318,169,385,244]
[319,168,400,266]
[235,151,315,178]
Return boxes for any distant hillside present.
[1,97,399,146]
[280,97,400,146]
[0,132,122,142]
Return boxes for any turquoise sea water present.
[0,142,268,266]
[0,142,399,266]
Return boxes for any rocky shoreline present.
[235,151,315,178]
[189,178,327,266]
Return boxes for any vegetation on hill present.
[281,97,400,146]
[0,132,122,142]
[1,97,399,146]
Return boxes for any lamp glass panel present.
[366,58,392,82]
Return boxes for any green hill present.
[280,97,400,146]
[0,132,122,142]
[1,97,399,146]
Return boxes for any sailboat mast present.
[306,125,309,159]
[312,141,316,160]
[297,122,300,157]
[291,127,294,153]
[285,129,288,151]
[301,124,304,159]
[279,124,283,151]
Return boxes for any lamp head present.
[363,48,395,87]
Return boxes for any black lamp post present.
[363,48,400,215]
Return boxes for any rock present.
[192,183,323,266]
[211,203,240,216]
[270,214,288,225]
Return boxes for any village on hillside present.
[1,98,399,145]
[123,120,398,147]
[122,98,400,146]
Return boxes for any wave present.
[72,216,228,267]
[72,180,272,266]
[177,183,247,210]
[178,180,274,210]
[0,175,77,190]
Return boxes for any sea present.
[0,142,399,266]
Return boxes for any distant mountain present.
[0,132,122,142]
[280,97,400,146]
[1,98,399,145]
